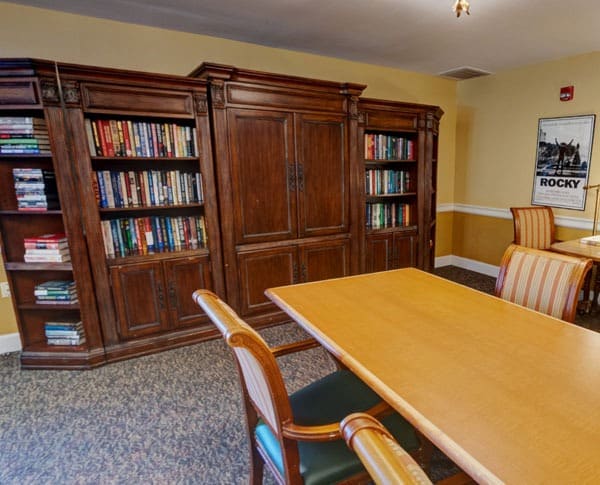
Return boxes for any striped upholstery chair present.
[495,244,592,322]
[510,206,556,249]
[193,289,428,485]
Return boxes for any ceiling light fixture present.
[453,0,470,17]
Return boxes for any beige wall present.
[0,2,458,336]
[455,52,600,265]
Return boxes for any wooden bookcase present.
[191,63,365,327]
[357,99,443,273]
[56,63,225,363]
[0,59,442,369]
[0,59,105,368]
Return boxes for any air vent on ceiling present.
[438,66,492,80]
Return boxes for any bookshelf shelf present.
[4,262,74,271]
[0,210,63,215]
[106,247,210,266]
[98,203,204,214]
[18,302,81,310]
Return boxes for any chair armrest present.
[281,400,393,442]
[271,338,321,357]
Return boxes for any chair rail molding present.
[438,203,593,231]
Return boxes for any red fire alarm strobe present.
[560,85,574,101]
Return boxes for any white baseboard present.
[0,332,21,354]
[435,255,500,278]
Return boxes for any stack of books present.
[13,168,59,211]
[44,321,85,346]
[0,117,51,154]
[34,280,78,305]
[23,233,70,263]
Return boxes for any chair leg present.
[413,431,434,474]
[250,443,264,485]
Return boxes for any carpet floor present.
[0,266,595,484]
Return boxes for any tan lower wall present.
[435,211,454,257]
[452,211,591,266]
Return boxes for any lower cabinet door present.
[366,233,394,273]
[110,262,170,340]
[237,246,296,318]
[163,255,213,328]
[394,233,417,269]
[300,238,350,282]
[366,232,417,272]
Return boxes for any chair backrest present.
[341,413,432,485]
[510,206,556,249]
[495,244,592,322]
[192,289,293,438]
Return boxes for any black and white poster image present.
[532,114,595,210]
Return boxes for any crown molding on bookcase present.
[0,333,21,355]
[438,203,594,231]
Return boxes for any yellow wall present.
[455,52,600,265]
[0,2,458,336]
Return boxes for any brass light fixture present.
[453,0,470,17]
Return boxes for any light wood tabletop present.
[266,268,600,485]
[551,239,600,261]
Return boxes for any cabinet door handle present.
[288,162,296,191]
[301,262,307,282]
[297,163,304,192]
[168,281,177,308]
[157,282,165,310]
[293,262,299,284]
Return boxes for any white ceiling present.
[7,0,600,76]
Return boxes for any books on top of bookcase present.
[44,321,85,346]
[0,117,51,154]
[23,233,71,262]
[13,168,59,211]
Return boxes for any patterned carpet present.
[0,266,594,484]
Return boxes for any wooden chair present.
[193,289,429,485]
[341,413,433,485]
[510,206,556,249]
[495,244,592,322]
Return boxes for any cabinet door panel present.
[163,256,212,329]
[296,114,348,237]
[300,239,350,282]
[366,233,393,273]
[394,233,417,269]
[110,262,169,339]
[228,109,296,243]
[237,246,296,317]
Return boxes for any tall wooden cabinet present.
[191,64,365,326]
[0,59,441,369]
[357,99,443,273]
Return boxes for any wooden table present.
[266,268,600,485]
[551,239,600,312]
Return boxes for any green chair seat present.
[255,369,419,485]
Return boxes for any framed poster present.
[532,114,595,210]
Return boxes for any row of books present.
[0,117,51,154]
[366,202,411,230]
[365,134,416,161]
[94,169,203,209]
[13,168,59,211]
[101,215,207,258]
[35,280,78,305]
[45,321,85,346]
[365,169,412,195]
[23,233,70,263]
[85,118,198,158]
